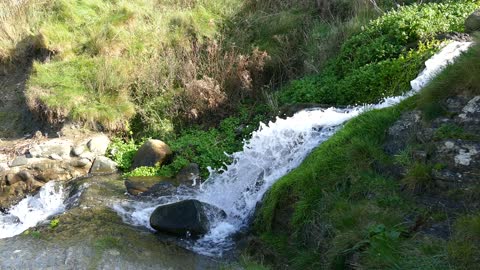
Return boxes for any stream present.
[0,41,472,268]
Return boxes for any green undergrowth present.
[110,106,268,178]
[279,0,480,106]
[448,214,480,267]
[253,42,480,269]
[254,101,413,269]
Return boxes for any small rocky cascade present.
[114,41,473,256]
[0,181,65,239]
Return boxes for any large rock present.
[465,9,480,33]
[149,199,226,237]
[131,139,172,169]
[90,156,117,175]
[0,163,8,172]
[431,140,480,188]
[141,182,176,197]
[87,135,110,156]
[10,155,28,167]
[29,139,73,159]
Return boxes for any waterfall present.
[0,181,66,239]
[114,41,472,256]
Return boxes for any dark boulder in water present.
[149,199,226,237]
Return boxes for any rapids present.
[0,41,471,259]
[113,41,472,256]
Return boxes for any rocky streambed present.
[0,133,117,211]
[0,175,223,269]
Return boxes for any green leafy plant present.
[49,218,60,229]
[107,138,142,171]
[279,1,480,106]
[124,166,160,177]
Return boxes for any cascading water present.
[114,41,471,256]
[0,181,66,239]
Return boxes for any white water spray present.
[0,181,66,239]
[114,41,472,256]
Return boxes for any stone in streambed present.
[149,199,226,237]
[72,145,86,156]
[140,182,176,197]
[29,139,73,159]
[70,158,92,168]
[10,156,28,167]
[124,176,174,196]
[90,156,117,175]
[131,139,172,169]
[0,163,8,172]
[87,135,110,156]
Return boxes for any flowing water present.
[0,181,66,239]
[114,41,473,256]
[0,41,472,265]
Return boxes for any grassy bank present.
[279,1,480,106]
[108,0,479,182]
[251,40,480,269]
[2,1,480,268]
[1,0,412,136]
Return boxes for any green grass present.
[252,94,458,269]
[402,163,433,192]
[254,102,412,269]
[111,106,268,178]
[8,0,241,132]
[417,34,480,111]
[279,0,480,106]
[434,123,480,140]
[3,0,410,133]
[448,214,480,268]
[27,56,135,130]
[252,39,480,269]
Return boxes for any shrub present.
[279,1,480,106]
[116,106,268,178]
[107,138,140,171]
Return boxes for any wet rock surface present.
[0,175,221,269]
[150,199,226,237]
[90,156,117,175]
[124,176,176,196]
[176,163,201,187]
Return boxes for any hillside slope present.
[250,35,480,270]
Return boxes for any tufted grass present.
[2,0,404,133]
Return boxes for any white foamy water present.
[0,181,66,239]
[114,41,472,256]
